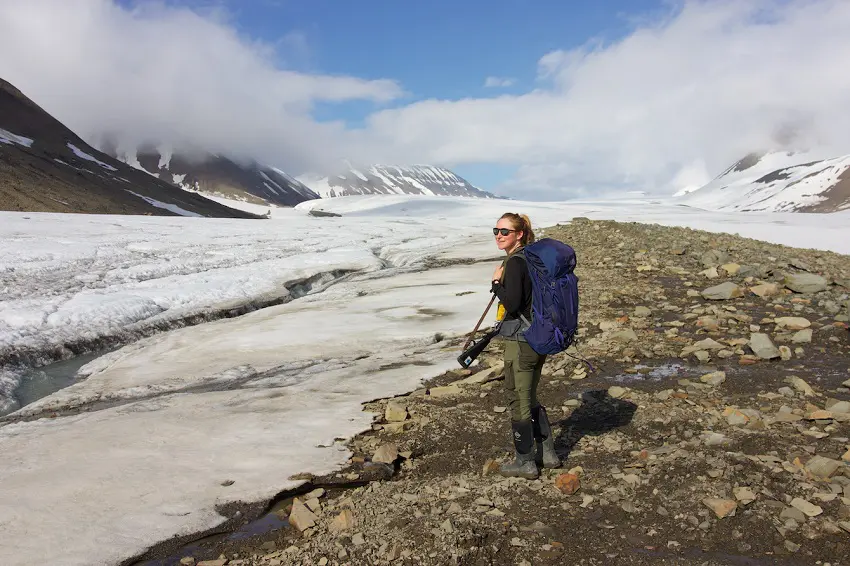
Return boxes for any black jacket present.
[491,254,532,322]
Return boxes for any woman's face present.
[494,218,522,252]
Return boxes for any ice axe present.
[457,294,499,368]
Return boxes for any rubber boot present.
[498,419,539,480]
[531,405,561,469]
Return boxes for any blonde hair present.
[499,212,535,246]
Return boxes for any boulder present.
[554,473,581,495]
[749,283,781,298]
[701,282,743,300]
[701,249,729,268]
[385,400,408,422]
[749,333,780,359]
[289,498,318,532]
[372,443,399,464]
[784,273,828,293]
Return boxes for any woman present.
[490,213,560,479]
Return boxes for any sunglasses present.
[492,228,517,236]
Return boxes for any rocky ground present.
[147,219,850,566]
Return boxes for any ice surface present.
[0,127,34,147]
[66,143,118,171]
[2,194,850,566]
[297,195,850,254]
[0,263,494,566]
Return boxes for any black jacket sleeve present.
[490,255,530,317]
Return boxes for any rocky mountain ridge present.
[0,78,256,218]
[301,165,499,199]
[112,147,319,208]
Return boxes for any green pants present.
[503,339,546,421]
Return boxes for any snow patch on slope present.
[0,128,34,148]
[676,151,850,212]
[125,190,203,217]
[67,143,117,171]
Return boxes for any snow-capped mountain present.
[113,147,319,208]
[300,165,499,199]
[0,78,257,218]
[676,151,850,213]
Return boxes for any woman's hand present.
[492,264,504,282]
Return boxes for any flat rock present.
[372,443,399,464]
[724,408,749,426]
[733,486,756,505]
[749,333,780,359]
[608,386,628,399]
[784,273,829,293]
[791,329,813,344]
[774,317,811,330]
[826,400,850,413]
[289,498,318,532]
[720,263,741,275]
[329,509,357,532]
[701,249,729,268]
[805,455,842,478]
[701,282,743,300]
[385,400,408,422]
[700,371,726,386]
[787,376,815,396]
[610,329,639,343]
[633,306,652,318]
[749,283,781,298]
[790,497,823,517]
[702,498,737,518]
[780,506,807,523]
[428,384,461,397]
[457,362,504,385]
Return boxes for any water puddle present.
[1,350,115,417]
[606,362,689,384]
[133,479,371,566]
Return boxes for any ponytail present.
[499,212,535,246]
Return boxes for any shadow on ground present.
[553,389,638,460]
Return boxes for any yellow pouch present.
[496,303,506,321]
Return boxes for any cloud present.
[0,0,402,172]
[3,0,850,198]
[356,0,850,197]
[484,76,515,88]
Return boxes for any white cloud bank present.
[0,0,403,172]
[2,0,850,198]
